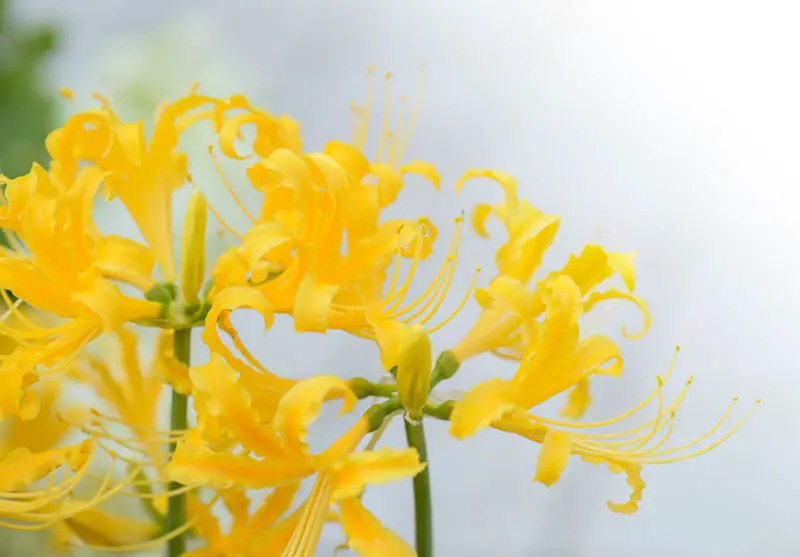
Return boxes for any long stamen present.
[376,73,393,164]
[396,66,424,165]
[188,174,244,241]
[209,145,257,224]
[529,349,682,432]
[355,67,375,151]
[427,266,481,333]
[284,474,334,557]
[381,234,425,314]
[389,217,462,320]
[387,94,406,167]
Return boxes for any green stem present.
[166,329,191,557]
[404,418,433,557]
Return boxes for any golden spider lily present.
[167,372,422,556]
[0,165,162,417]
[444,273,757,513]
[206,69,456,336]
[0,381,150,549]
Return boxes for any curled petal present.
[400,160,441,191]
[449,378,516,439]
[332,448,425,500]
[273,375,358,459]
[561,377,592,419]
[533,430,572,486]
[455,168,518,205]
[608,252,637,292]
[581,456,646,514]
[201,286,274,374]
[584,290,651,340]
[339,497,415,557]
[471,203,492,238]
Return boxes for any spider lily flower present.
[45,88,225,281]
[448,274,756,513]
[204,70,447,338]
[452,170,649,367]
[0,166,162,412]
[167,374,423,556]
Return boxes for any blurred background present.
[3,1,798,556]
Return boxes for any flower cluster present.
[0,69,753,556]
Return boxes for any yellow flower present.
[0,165,161,411]
[449,275,756,513]
[452,170,648,365]
[46,89,222,281]
[204,70,452,339]
[167,374,423,556]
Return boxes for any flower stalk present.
[166,328,191,557]
[405,418,433,557]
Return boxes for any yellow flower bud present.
[370,318,433,419]
[180,189,208,303]
[396,325,433,419]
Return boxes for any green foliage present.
[0,0,59,178]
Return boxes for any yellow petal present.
[500,210,561,282]
[332,448,425,500]
[584,289,651,340]
[61,506,157,547]
[481,276,538,318]
[272,375,357,459]
[189,354,290,458]
[154,330,191,394]
[561,377,592,419]
[400,160,441,190]
[0,441,89,492]
[201,286,274,375]
[455,168,518,205]
[449,378,516,439]
[581,456,646,514]
[249,483,300,531]
[94,235,156,291]
[339,497,415,557]
[0,257,75,317]
[167,433,312,490]
[608,252,637,292]
[471,203,492,238]
[294,273,338,333]
[8,379,69,453]
[73,277,161,332]
[557,245,613,295]
[0,366,39,420]
[533,430,572,486]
